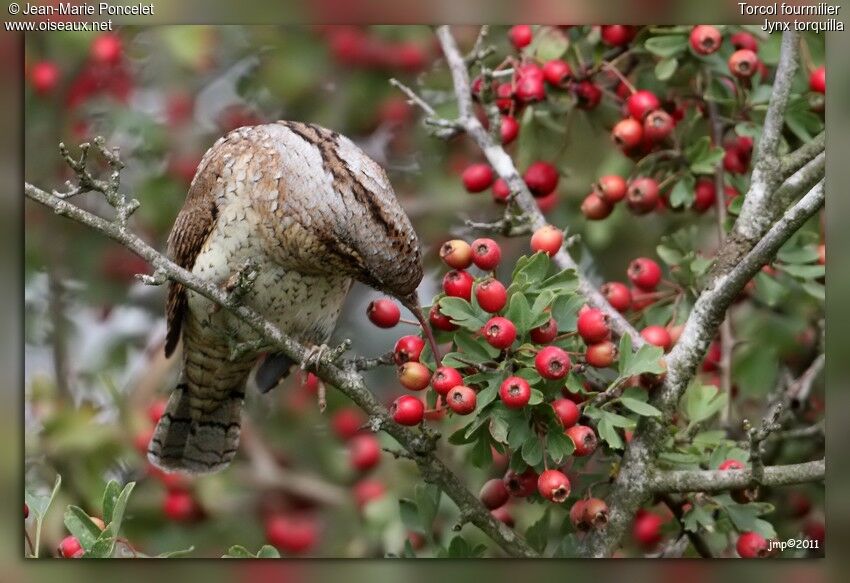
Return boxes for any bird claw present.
[300,339,351,371]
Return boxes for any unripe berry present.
[391,395,425,425]
[601,282,632,312]
[595,175,628,203]
[543,59,572,87]
[476,278,508,313]
[440,239,473,269]
[447,385,477,415]
[574,80,602,109]
[58,535,84,558]
[349,434,381,471]
[163,490,201,522]
[612,118,643,149]
[530,317,558,344]
[581,192,613,220]
[582,497,609,529]
[462,163,495,193]
[265,514,318,554]
[600,25,636,47]
[515,73,546,103]
[91,33,123,65]
[503,468,538,497]
[500,115,520,145]
[530,225,563,256]
[566,424,597,456]
[331,407,365,440]
[537,469,571,503]
[471,238,502,270]
[552,398,580,428]
[626,177,660,215]
[731,31,758,52]
[30,61,60,95]
[479,478,510,510]
[628,257,663,291]
[809,66,825,94]
[693,178,716,212]
[367,298,401,328]
[736,531,768,558]
[728,49,759,78]
[689,25,722,55]
[640,325,672,351]
[585,341,618,368]
[499,376,532,409]
[491,178,511,203]
[508,25,533,49]
[431,366,463,395]
[443,269,474,300]
[643,109,674,142]
[483,316,517,349]
[393,335,425,364]
[535,346,571,380]
[626,90,661,121]
[429,304,457,331]
[577,307,610,343]
[719,459,745,471]
[570,499,590,531]
[632,509,663,549]
[398,361,432,391]
[523,161,559,197]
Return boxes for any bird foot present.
[300,339,352,371]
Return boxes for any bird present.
[148,121,424,475]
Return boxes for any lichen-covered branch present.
[648,459,824,493]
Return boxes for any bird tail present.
[147,383,244,475]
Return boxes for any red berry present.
[476,278,508,313]
[354,478,386,509]
[517,63,544,81]
[543,59,572,87]
[508,25,533,49]
[626,90,661,121]
[552,398,580,428]
[818,244,825,266]
[628,257,663,291]
[500,115,520,145]
[538,469,571,503]
[301,372,320,393]
[581,193,613,220]
[499,376,532,409]
[643,109,674,142]
[58,535,84,558]
[471,238,502,271]
[728,49,759,78]
[265,514,318,554]
[690,25,722,55]
[30,61,60,94]
[503,468,538,497]
[719,459,745,471]
[736,531,768,558]
[585,341,618,368]
[595,175,628,203]
[393,335,425,364]
[391,395,425,425]
[577,308,611,343]
[349,434,381,471]
[163,490,200,522]
[601,282,632,312]
[583,498,610,529]
[24,503,29,519]
[530,225,563,257]
[148,399,168,424]
[631,287,656,310]
[429,304,457,332]
[530,317,558,344]
[733,135,753,160]
[483,316,517,349]
[367,298,401,328]
[515,73,546,103]
[462,163,495,193]
[566,424,597,456]
[570,499,590,531]
[431,366,463,395]
[479,478,510,510]
[640,325,672,351]
[492,178,511,203]
[809,66,825,94]
[612,118,644,149]
[447,385,477,415]
[626,177,660,215]
[632,509,663,549]
[723,148,748,174]
[91,33,123,65]
[398,361,432,391]
[523,161,559,197]
[536,191,558,213]
[440,239,473,269]
[731,31,758,52]
[331,407,365,440]
[494,82,515,112]
[535,346,571,380]
[443,269,474,300]
[693,178,716,212]
[600,25,636,47]
[574,80,602,109]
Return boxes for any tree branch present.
[781,131,825,178]
[648,459,824,493]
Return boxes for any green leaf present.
[64,506,103,552]
[505,292,532,336]
[157,546,196,558]
[525,508,550,554]
[534,28,569,61]
[644,35,688,58]
[682,504,714,533]
[658,451,702,467]
[528,388,545,406]
[469,432,493,468]
[617,333,634,376]
[681,383,728,425]
[551,294,583,332]
[515,367,543,386]
[489,413,510,443]
[686,136,724,175]
[25,474,61,558]
[101,480,121,525]
[777,245,819,264]
[521,436,544,466]
[597,417,624,450]
[86,526,117,558]
[414,483,441,532]
[547,430,575,463]
[512,252,551,285]
[439,297,487,332]
[107,482,135,536]
[779,263,825,280]
[621,344,666,377]
[223,545,275,558]
[257,545,281,558]
[725,503,776,539]
[801,280,825,301]
[620,397,662,417]
[399,498,422,534]
[455,329,501,360]
[447,535,487,558]
[655,57,678,80]
[564,372,585,395]
[668,174,696,209]
[539,269,579,294]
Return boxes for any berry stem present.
[406,301,443,368]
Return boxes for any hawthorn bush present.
[25,24,824,558]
